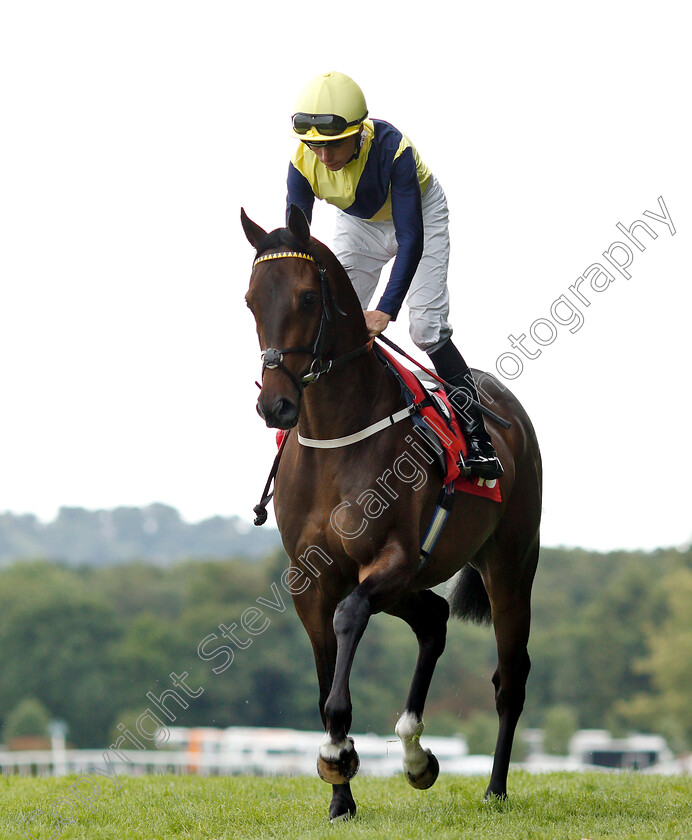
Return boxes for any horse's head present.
[242,205,367,429]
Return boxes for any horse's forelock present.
[254,227,305,259]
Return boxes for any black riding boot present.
[428,339,503,480]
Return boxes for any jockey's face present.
[305,134,359,171]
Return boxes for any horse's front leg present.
[292,582,357,822]
[319,543,413,787]
[316,585,368,786]
[387,589,449,789]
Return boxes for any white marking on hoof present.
[319,732,354,762]
[329,811,352,824]
[395,711,429,777]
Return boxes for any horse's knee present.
[333,591,370,639]
[416,591,449,655]
[419,625,447,660]
[424,590,450,626]
[430,600,450,649]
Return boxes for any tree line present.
[0,544,690,752]
[0,504,281,566]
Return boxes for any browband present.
[253,251,316,268]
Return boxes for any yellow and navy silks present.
[286,119,432,320]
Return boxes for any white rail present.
[0,727,470,778]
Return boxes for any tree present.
[0,561,122,747]
[461,712,497,755]
[619,567,692,750]
[542,705,577,755]
[5,697,51,741]
[530,553,669,728]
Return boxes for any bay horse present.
[242,205,542,821]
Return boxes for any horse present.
[242,205,542,822]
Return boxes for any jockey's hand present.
[363,310,391,338]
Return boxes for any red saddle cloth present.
[275,347,502,503]
[377,347,502,503]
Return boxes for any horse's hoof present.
[317,741,360,785]
[329,806,356,824]
[483,786,508,802]
[405,749,439,790]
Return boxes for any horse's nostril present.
[274,398,296,420]
[269,397,298,429]
[257,394,299,429]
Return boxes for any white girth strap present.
[297,404,419,449]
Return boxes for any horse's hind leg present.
[387,590,449,789]
[484,537,539,799]
[293,586,357,822]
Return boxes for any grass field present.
[2,771,691,840]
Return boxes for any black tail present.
[448,565,492,624]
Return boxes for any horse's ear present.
[241,208,267,249]
[287,204,310,247]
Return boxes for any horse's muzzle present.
[256,395,299,430]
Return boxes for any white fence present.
[0,726,474,779]
[2,726,685,778]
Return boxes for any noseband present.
[252,249,370,396]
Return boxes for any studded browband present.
[253,251,315,268]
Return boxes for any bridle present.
[252,248,371,396]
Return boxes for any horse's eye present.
[301,292,318,309]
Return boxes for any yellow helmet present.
[291,71,368,143]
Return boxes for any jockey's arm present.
[373,147,425,321]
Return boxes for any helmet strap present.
[346,127,365,164]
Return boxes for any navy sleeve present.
[375,147,424,320]
[287,162,315,224]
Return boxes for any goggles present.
[292,111,368,137]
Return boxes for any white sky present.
[1,2,690,552]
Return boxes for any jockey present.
[286,71,502,480]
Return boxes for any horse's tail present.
[447,565,492,625]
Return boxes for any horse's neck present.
[299,246,400,439]
[298,350,397,441]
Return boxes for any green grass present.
[2,772,691,840]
